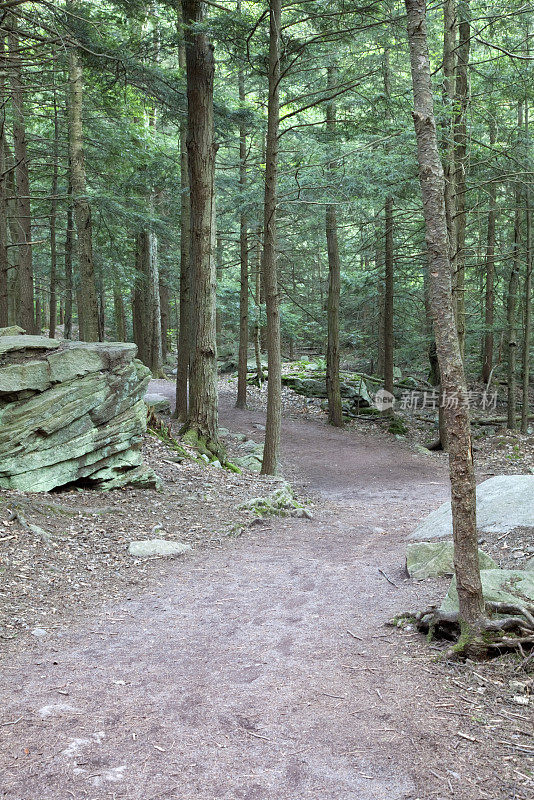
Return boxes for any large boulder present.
[440,569,534,614]
[143,392,171,413]
[409,475,534,541]
[280,372,372,408]
[406,541,497,580]
[0,335,158,491]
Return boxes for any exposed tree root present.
[8,508,51,545]
[391,601,534,660]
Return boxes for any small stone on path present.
[128,539,192,558]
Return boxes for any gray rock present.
[31,627,48,637]
[441,569,534,614]
[239,439,262,454]
[0,360,51,393]
[406,541,497,580]
[234,454,263,472]
[128,539,192,557]
[143,392,171,413]
[237,482,304,516]
[525,557,534,571]
[0,325,25,336]
[409,475,534,541]
[0,334,60,355]
[0,340,157,491]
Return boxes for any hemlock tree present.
[260,0,282,475]
[405,0,485,652]
[325,62,343,428]
[181,0,220,453]
[67,3,99,342]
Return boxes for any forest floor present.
[0,377,532,800]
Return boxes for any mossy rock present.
[406,541,497,580]
[237,482,304,516]
[440,569,534,614]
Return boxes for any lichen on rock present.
[0,332,159,491]
[237,481,307,517]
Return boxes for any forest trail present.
[1,382,480,800]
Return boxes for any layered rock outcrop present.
[0,331,157,491]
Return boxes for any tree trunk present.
[254,223,264,380]
[442,0,456,266]
[182,0,219,450]
[34,281,42,334]
[175,6,191,420]
[405,0,484,645]
[113,284,127,341]
[522,104,532,434]
[67,30,99,342]
[482,122,497,383]
[236,9,249,410]
[452,1,470,358]
[261,0,282,475]
[64,171,74,339]
[0,36,9,328]
[384,195,394,398]
[8,14,34,333]
[507,110,523,431]
[159,266,170,362]
[49,55,59,339]
[325,63,342,427]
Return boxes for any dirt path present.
[3,383,502,800]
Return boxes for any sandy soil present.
[0,380,532,800]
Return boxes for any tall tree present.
[521,101,531,433]
[48,53,59,339]
[175,5,191,420]
[261,0,282,475]
[182,0,219,451]
[0,32,9,328]
[236,0,249,411]
[481,118,497,383]
[451,0,470,358]
[7,13,34,333]
[383,48,394,403]
[67,4,99,342]
[507,108,523,432]
[325,62,343,427]
[405,0,484,650]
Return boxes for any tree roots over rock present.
[392,602,534,661]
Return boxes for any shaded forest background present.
[0,0,532,422]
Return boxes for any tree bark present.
[482,121,497,383]
[384,195,394,398]
[0,34,9,328]
[159,265,170,361]
[507,108,523,431]
[452,1,470,358]
[113,284,127,341]
[67,29,99,341]
[236,9,249,410]
[8,14,34,333]
[442,0,456,267]
[405,0,484,644]
[261,0,282,475]
[64,170,74,339]
[175,5,191,420]
[254,223,264,380]
[182,0,219,449]
[49,53,59,338]
[522,103,532,434]
[325,63,342,427]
